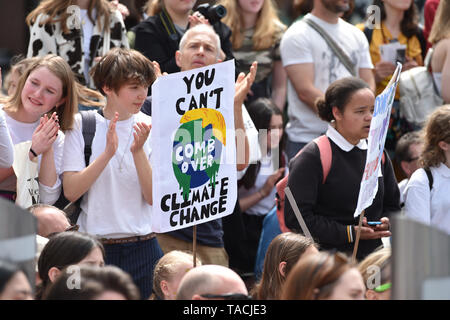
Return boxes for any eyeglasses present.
[65,224,80,232]
[200,293,253,300]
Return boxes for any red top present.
[424,0,441,52]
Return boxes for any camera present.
[195,3,227,25]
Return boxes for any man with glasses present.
[395,132,423,206]
[176,264,250,300]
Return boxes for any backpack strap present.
[416,27,427,61]
[80,110,97,167]
[313,135,332,184]
[424,167,434,190]
[363,26,374,45]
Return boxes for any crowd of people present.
[0,0,449,301]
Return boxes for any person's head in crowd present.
[175,24,222,72]
[36,231,105,299]
[28,204,71,238]
[249,97,285,152]
[151,250,201,300]
[420,105,450,169]
[1,54,102,132]
[313,0,351,15]
[358,247,392,300]
[395,132,423,179]
[3,56,39,97]
[280,251,365,300]
[240,98,285,189]
[43,265,140,300]
[176,264,249,300]
[316,77,374,145]
[219,0,284,50]
[252,232,319,300]
[90,47,155,118]
[144,0,196,17]
[371,0,419,39]
[0,260,33,300]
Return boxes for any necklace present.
[117,125,134,172]
[105,116,134,172]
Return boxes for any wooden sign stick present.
[285,187,314,242]
[352,210,365,263]
[193,225,197,267]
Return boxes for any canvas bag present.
[13,141,40,208]
[399,48,443,127]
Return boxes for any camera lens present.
[215,5,227,18]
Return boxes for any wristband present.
[29,147,38,157]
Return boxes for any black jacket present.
[133,10,236,75]
[284,138,401,260]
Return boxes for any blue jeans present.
[103,237,163,299]
[254,207,282,280]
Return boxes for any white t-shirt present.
[0,110,14,168]
[280,13,373,144]
[398,178,408,206]
[0,106,64,204]
[62,111,154,238]
[404,164,450,234]
[238,152,288,216]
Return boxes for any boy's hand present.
[131,122,151,154]
[105,112,119,158]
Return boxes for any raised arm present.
[234,62,257,171]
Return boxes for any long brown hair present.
[218,0,286,50]
[371,0,420,38]
[144,0,163,16]
[428,0,450,44]
[280,251,354,300]
[420,105,450,168]
[1,55,103,131]
[251,233,317,300]
[26,0,113,34]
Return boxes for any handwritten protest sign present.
[151,60,237,233]
[354,63,402,218]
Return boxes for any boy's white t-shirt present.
[0,106,64,204]
[62,111,153,238]
[280,13,373,144]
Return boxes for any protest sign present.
[352,63,402,262]
[151,60,237,233]
[354,63,402,218]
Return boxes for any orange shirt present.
[357,23,424,99]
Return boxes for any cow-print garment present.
[27,9,129,89]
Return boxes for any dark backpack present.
[64,110,98,224]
